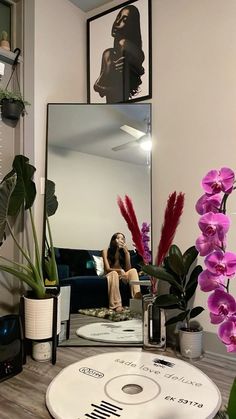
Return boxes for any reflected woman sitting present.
[94,5,145,103]
[102,232,141,312]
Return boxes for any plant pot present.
[23,292,61,340]
[179,327,203,359]
[1,98,24,121]
[32,341,52,362]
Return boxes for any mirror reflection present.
[46,103,151,346]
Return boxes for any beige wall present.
[86,1,236,337]
[28,0,87,249]
[21,0,236,348]
[151,0,236,335]
[48,147,151,249]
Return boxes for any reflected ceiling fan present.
[112,119,151,152]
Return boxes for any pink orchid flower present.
[218,319,236,352]
[198,269,225,292]
[198,212,230,242]
[202,167,235,195]
[205,250,236,277]
[210,312,226,324]
[195,193,222,215]
[208,290,236,323]
[195,234,222,256]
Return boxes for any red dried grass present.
[117,195,146,262]
[156,192,185,266]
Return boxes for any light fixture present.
[140,134,152,151]
[139,119,152,151]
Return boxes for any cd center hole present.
[122,384,143,395]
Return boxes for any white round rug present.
[76,319,143,343]
[46,351,222,419]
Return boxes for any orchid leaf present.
[165,310,189,326]
[168,244,185,276]
[154,294,179,308]
[142,264,182,291]
[185,265,203,301]
[0,174,17,245]
[227,377,236,419]
[183,246,198,275]
[45,179,58,217]
[7,155,36,215]
[190,306,204,319]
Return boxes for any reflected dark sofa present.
[55,248,148,313]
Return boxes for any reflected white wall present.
[48,146,151,249]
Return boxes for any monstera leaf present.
[45,179,58,216]
[5,155,36,216]
[0,174,17,245]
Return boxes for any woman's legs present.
[106,271,123,311]
[124,268,141,298]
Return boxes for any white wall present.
[151,0,236,334]
[28,0,87,249]
[48,147,151,249]
[23,0,236,348]
[86,0,236,344]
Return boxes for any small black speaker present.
[0,314,23,382]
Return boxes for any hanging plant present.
[0,48,30,127]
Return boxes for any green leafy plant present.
[216,377,236,418]
[142,244,204,329]
[0,155,58,298]
[44,180,59,282]
[0,87,30,106]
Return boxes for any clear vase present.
[142,293,166,350]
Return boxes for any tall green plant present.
[142,244,204,328]
[44,180,59,282]
[0,155,58,298]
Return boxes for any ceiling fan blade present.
[120,125,145,139]
[112,140,139,151]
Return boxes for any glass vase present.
[142,293,166,350]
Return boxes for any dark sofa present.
[55,248,148,313]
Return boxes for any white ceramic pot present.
[23,292,61,340]
[32,341,52,362]
[179,327,203,359]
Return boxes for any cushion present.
[55,248,97,276]
[92,255,104,276]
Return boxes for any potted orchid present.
[195,167,236,353]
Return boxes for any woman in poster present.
[93,4,145,103]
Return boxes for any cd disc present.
[76,319,142,343]
[46,351,221,419]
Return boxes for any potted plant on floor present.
[142,244,204,358]
[0,155,60,359]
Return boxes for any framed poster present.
[87,0,152,104]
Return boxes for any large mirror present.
[46,103,151,346]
